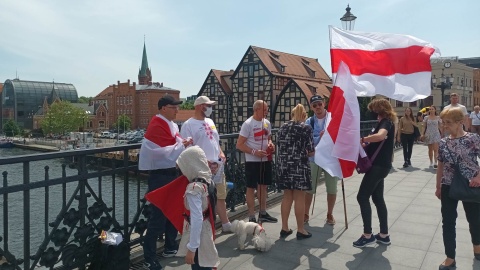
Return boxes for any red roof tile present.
[212,69,234,94]
[293,79,332,101]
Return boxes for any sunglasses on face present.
[312,103,323,108]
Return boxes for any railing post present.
[23,162,30,270]
[78,155,87,270]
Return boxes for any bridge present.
[1,125,478,269]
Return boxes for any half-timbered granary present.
[198,45,332,134]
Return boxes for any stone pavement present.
[157,144,480,270]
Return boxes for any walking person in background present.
[180,96,232,233]
[443,93,469,132]
[435,108,480,269]
[304,95,339,225]
[139,95,193,270]
[236,100,277,223]
[422,105,443,169]
[277,104,314,240]
[469,105,480,135]
[416,112,425,140]
[353,98,396,248]
[397,107,417,168]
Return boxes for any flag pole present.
[341,178,348,229]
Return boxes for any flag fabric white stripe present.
[332,71,433,102]
[330,26,440,52]
[315,126,342,178]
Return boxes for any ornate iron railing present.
[0,121,380,269]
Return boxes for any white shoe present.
[429,163,433,168]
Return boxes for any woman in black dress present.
[277,104,315,240]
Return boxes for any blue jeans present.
[143,169,179,262]
[191,250,212,270]
[357,165,390,234]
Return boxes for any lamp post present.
[432,68,454,110]
[340,4,357,31]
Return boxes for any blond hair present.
[367,98,397,123]
[440,107,464,122]
[291,104,307,122]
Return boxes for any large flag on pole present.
[330,26,440,102]
[315,62,360,178]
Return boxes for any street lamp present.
[340,4,357,31]
[432,69,454,110]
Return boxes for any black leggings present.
[441,185,480,259]
[400,133,415,162]
[357,165,391,234]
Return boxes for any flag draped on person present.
[315,26,440,178]
[330,26,440,102]
[315,62,360,178]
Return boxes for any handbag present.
[356,140,385,174]
[444,145,480,203]
[413,125,421,139]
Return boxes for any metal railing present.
[0,120,381,270]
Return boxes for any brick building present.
[93,42,185,130]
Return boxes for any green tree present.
[180,101,194,110]
[78,96,93,103]
[113,114,131,132]
[41,101,88,135]
[3,119,21,137]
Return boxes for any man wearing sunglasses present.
[304,95,339,225]
[180,96,232,233]
[139,95,193,270]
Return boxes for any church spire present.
[138,38,152,85]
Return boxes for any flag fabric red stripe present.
[144,116,177,147]
[325,85,345,142]
[331,46,436,76]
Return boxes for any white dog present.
[230,220,272,252]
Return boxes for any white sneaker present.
[429,162,433,168]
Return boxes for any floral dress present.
[276,121,314,190]
[423,116,442,144]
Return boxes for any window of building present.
[210,77,215,83]
[247,93,254,104]
[249,80,254,92]
[258,91,265,100]
[259,77,264,85]
[396,100,403,107]
[237,107,243,117]
[99,121,105,128]
[238,79,244,87]
[248,65,254,77]
[210,85,215,95]
[285,99,290,107]
[409,101,417,107]
[254,64,259,71]
[238,94,243,102]
[248,53,254,62]
[243,66,248,72]
[218,96,224,104]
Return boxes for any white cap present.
[194,96,217,106]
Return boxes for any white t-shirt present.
[180,118,221,162]
[470,112,480,126]
[443,103,468,116]
[239,117,271,162]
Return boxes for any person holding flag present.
[304,95,339,225]
[353,98,396,248]
[139,95,193,270]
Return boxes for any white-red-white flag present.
[315,62,360,178]
[330,26,440,102]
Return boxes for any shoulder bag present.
[356,139,385,174]
[444,144,480,203]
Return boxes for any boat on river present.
[0,138,14,148]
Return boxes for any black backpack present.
[88,238,130,270]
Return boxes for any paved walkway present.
[154,144,480,270]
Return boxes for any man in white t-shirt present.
[443,93,469,131]
[470,105,480,135]
[236,100,277,223]
[180,96,232,232]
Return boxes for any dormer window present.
[270,52,279,59]
[302,58,310,65]
[280,65,285,73]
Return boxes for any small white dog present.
[230,220,272,252]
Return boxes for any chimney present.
[127,79,130,84]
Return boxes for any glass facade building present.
[1,79,78,130]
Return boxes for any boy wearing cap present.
[139,95,193,270]
[304,95,339,225]
[180,96,233,233]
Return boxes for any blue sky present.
[0,0,478,98]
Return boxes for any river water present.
[0,147,149,267]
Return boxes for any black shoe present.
[353,234,375,248]
[248,216,257,223]
[374,233,391,245]
[259,212,278,223]
[280,229,293,238]
[143,259,162,270]
[407,160,412,166]
[403,162,409,168]
[296,231,312,240]
[438,260,456,270]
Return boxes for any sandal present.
[280,229,293,238]
[304,214,309,224]
[326,214,336,225]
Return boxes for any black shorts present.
[245,161,273,188]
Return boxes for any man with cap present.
[180,95,232,233]
[139,95,193,270]
[304,95,339,225]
